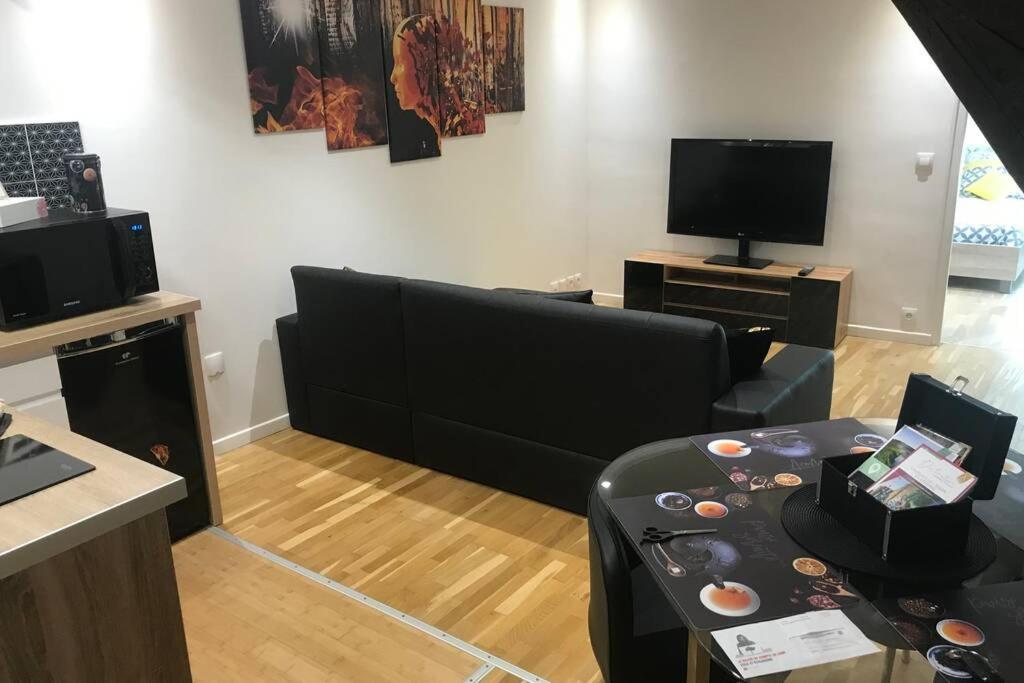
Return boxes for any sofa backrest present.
[291,266,408,407]
[400,279,731,462]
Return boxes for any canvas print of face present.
[315,0,389,149]
[240,0,326,133]
[482,5,525,114]
[434,0,486,137]
[381,0,443,162]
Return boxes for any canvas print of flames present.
[240,0,326,133]
[483,5,525,114]
[316,0,389,149]
[238,0,522,161]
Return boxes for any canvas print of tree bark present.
[381,0,443,161]
[239,0,326,133]
[482,5,525,114]
[435,0,487,136]
[314,0,390,149]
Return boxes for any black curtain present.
[892,0,1024,187]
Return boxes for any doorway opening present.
[941,113,1024,352]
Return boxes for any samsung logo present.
[63,300,82,308]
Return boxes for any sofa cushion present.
[494,287,595,304]
[291,266,408,407]
[725,326,774,382]
[401,280,731,461]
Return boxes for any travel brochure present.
[848,424,971,491]
[690,418,882,491]
[607,486,863,631]
[711,610,879,679]
[844,425,978,511]
[866,447,978,510]
[874,581,1024,681]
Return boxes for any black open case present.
[816,374,1017,563]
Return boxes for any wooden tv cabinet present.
[624,251,852,349]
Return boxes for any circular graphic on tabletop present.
[792,557,827,577]
[691,486,720,498]
[695,501,729,519]
[655,492,693,511]
[936,619,985,647]
[724,492,753,509]
[774,473,803,487]
[888,617,931,648]
[708,439,751,458]
[898,597,945,620]
[1003,459,1022,476]
[926,645,982,679]
[700,581,761,617]
[854,433,887,450]
[665,536,742,576]
[750,430,816,458]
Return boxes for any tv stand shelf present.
[625,251,852,349]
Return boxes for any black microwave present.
[0,208,159,329]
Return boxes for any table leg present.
[881,646,896,683]
[182,311,222,525]
[687,629,711,683]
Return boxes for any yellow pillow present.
[965,171,1019,201]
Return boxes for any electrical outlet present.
[204,351,225,378]
[902,307,918,321]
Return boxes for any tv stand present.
[703,238,773,270]
[623,250,852,349]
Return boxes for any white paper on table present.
[711,610,880,679]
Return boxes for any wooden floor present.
[942,277,1024,352]
[176,334,1024,682]
[174,531,482,682]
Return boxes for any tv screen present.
[668,139,833,245]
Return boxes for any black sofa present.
[277,266,835,515]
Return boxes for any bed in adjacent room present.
[949,145,1024,292]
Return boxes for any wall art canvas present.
[381,0,443,162]
[435,0,486,137]
[482,5,525,114]
[0,122,83,208]
[240,0,326,133]
[314,0,390,149]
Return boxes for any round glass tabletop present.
[593,418,1020,682]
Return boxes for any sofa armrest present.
[276,313,311,432]
[711,345,834,431]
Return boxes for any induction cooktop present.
[0,435,95,506]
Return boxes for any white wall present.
[0,0,589,447]
[585,0,961,343]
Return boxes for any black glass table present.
[595,419,1024,682]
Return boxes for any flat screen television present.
[668,138,833,269]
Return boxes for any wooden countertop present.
[0,291,201,368]
[629,250,853,282]
[0,407,186,579]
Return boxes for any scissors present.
[641,527,717,544]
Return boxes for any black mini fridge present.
[57,319,211,541]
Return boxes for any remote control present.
[798,266,816,277]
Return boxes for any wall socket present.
[550,273,583,292]
[902,307,918,321]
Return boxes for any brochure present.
[711,610,879,679]
[848,425,969,491]
[866,446,977,510]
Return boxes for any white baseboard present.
[594,291,624,308]
[846,324,936,346]
[213,413,291,456]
